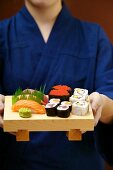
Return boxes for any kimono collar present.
[20,3,72,28]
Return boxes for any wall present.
[65,0,113,44]
[0,0,113,43]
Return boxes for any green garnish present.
[12,96,19,105]
[19,108,32,118]
[14,88,23,96]
[12,85,46,105]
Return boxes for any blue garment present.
[95,122,113,167]
[0,4,113,170]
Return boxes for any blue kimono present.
[0,4,113,170]
[95,122,113,167]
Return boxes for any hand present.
[0,94,5,128]
[0,94,16,136]
[89,92,104,126]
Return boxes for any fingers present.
[0,115,3,128]
[0,94,5,116]
[0,95,5,128]
[0,102,4,114]
[9,132,16,136]
[0,94,5,103]
[89,93,101,109]
[0,102,4,128]
[0,94,16,135]
[80,130,86,134]
[89,92,103,126]
[94,106,102,126]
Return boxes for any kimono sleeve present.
[94,26,113,166]
[0,58,2,93]
[95,122,113,166]
[0,24,3,94]
[95,26,113,99]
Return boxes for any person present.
[0,0,113,169]
[95,122,113,167]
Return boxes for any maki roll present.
[45,103,57,116]
[57,105,70,118]
[49,89,70,101]
[69,94,86,103]
[61,101,72,112]
[74,88,88,100]
[49,98,61,105]
[72,101,89,116]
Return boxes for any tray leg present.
[16,130,30,141]
[67,129,82,141]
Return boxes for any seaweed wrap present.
[45,103,57,116]
[57,105,70,118]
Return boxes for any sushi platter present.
[3,86,95,141]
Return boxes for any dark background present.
[0,1,113,169]
[0,0,113,43]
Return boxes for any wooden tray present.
[3,96,94,141]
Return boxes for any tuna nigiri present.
[12,100,46,114]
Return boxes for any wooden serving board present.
[3,96,94,141]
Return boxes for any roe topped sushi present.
[52,85,72,92]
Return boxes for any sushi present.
[52,85,72,94]
[74,88,88,100]
[69,94,86,103]
[45,103,58,116]
[49,89,70,101]
[49,85,72,101]
[12,100,46,114]
[71,101,89,116]
[49,98,61,105]
[57,105,70,118]
[61,101,72,112]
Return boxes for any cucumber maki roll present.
[57,105,70,118]
[61,101,72,112]
[49,98,61,105]
[45,103,58,116]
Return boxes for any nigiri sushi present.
[49,89,70,101]
[12,100,46,114]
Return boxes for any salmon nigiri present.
[12,100,46,114]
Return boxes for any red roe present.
[49,89,69,96]
[52,85,71,92]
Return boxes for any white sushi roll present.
[57,105,70,118]
[45,103,58,116]
[61,101,72,112]
[69,94,86,103]
[61,101,71,106]
[49,98,60,104]
[74,88,88,100]
[74,88,88,95]
[71,101,89,116]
